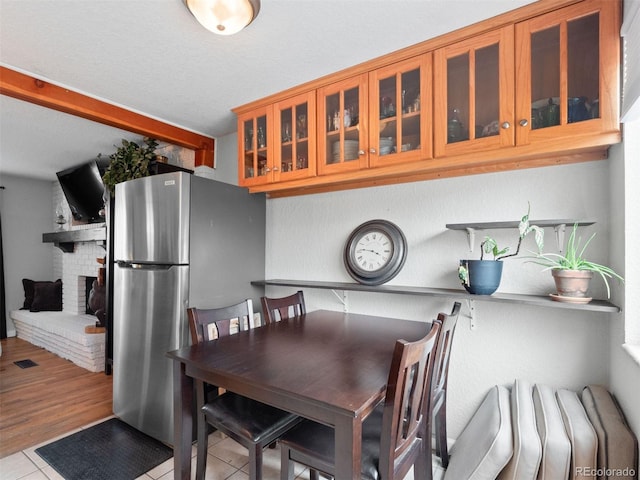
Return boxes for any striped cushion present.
[581,385,638,479]
[533,384,571,480]
[444,385,513,480]
[498,380,542,480]
[556,389,597,480]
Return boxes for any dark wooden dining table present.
[167,309,430,480]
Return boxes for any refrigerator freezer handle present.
[116,261,174,271]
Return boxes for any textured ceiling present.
[0,0,534,181]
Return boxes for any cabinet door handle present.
[264,167,271,173]
[272,166,280,172]
[519,119,529,127]
[501,121,511,129]
[358,150,366,155]
[369,148,377,154]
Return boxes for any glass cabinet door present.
[369,54,431,167]
[273,91,316,182]
[238,107,272,186]
[317,73,368,175]
[434,26,514,157]
[515,0,617,145]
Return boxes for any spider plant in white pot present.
[528,223,623,302]
[458,205,544,295]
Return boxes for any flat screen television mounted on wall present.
[56,160,106,224]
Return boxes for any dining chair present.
[431,302,462,468]
[187,299,301,480]
[260,290,306,324]
[278,317,443,480]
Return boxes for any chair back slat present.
[379,319,441,480]
[187,299,254,345]
[432,302,462,400]
[260,291,306,324]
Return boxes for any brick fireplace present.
[52,182,106,315]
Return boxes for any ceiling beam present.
[0,66,214,168]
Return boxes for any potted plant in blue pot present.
[458,206,544,295]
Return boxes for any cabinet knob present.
[519,119,529,127]
[501,121,511,129]
[272,166,280,172]
[369,148,377,154]
[358,150,366,155]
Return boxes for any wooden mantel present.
[0,66,215,168]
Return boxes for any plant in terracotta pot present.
[100,137,159,194]
[458,206,544,295]
[527,223,623,302]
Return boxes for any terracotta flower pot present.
[551,269,593,298]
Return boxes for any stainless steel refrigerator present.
[112,171,265,446]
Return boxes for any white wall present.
[609,122,640,453]
[207,133,238,185]
[0,174,55,335]
[262,158,622,439]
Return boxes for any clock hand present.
[357,248,382,257]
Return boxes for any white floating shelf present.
[253,279,619,314]
[445,219,596,252]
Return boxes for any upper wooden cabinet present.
[238,105,272,187]
[368,55,432,168]
[273,92,317,183]
[316,55,433,176]
[234,0,620,197]
[514,0,619,145]
[317,73,369,176]
[434,26,515,157]
[238,92,316,187]
[434,0,618,157]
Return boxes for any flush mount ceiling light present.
[185,0,260,36]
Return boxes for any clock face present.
[344,220,407,285]
[353,230,394,272]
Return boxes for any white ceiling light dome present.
[185,0,260,36]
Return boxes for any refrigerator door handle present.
[116,261,175,271]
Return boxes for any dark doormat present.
[35,418,173,480]
[14,359,38,368]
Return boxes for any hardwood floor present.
[0,337,113,458]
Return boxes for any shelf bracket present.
[331,289,348,312]
[554,223,566,252]
[465,227,477,253]
[466,299,477,330]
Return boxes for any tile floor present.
[0,416,447,480]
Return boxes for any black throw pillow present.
[29,279,63,312]
[21,278,35,310]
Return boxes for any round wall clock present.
[344,219,407,285]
